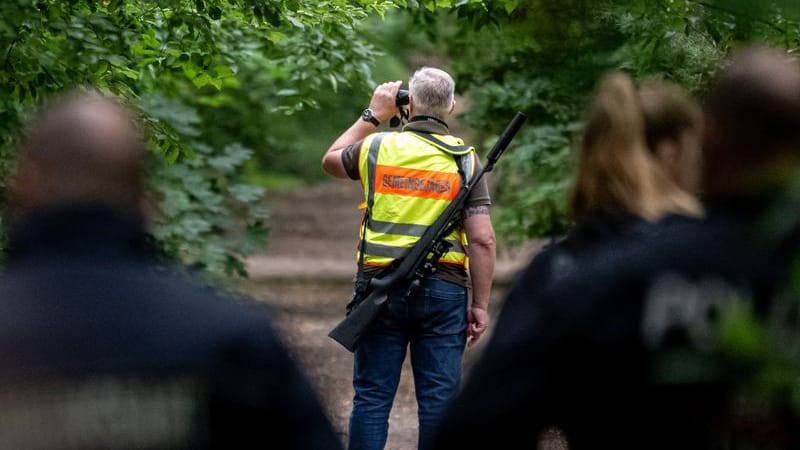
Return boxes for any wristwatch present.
[361,108,380,127]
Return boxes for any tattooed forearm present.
[465,205,490,218]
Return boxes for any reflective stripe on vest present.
[357,131,476,268]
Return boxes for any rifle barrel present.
[487,112,527,166]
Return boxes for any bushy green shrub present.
[0,0,395,276]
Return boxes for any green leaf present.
[94,61,109,75]
[230,184,265,203]
[182,61,199,80]
[502,0,518,14]
[208,144,253,171]
[117,67,140,80]
[106,55,129,67]
[287,15,306,28]
[328,73,339,91]
[142,33,160,49]
[165,146,181,163]
[211,64,235,78]
[267,31,288,43]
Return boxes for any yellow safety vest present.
[357,131,477,269]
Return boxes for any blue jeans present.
[348,277,468,450]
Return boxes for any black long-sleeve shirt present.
[433,200,799,449]
[0,205,342,449]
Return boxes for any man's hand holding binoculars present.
[323,80,407,178]
[368,81,405,125]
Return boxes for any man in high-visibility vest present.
[323,67,496,450]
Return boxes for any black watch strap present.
[361,109,380,126]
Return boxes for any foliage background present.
[2,0,800,264]
[418,0,800,241]
[0,0,394,276]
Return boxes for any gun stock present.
[328,289,389,352]
[328,112,527,352]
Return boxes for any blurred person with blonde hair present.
[570,72,702,226]
[488,73,704,348]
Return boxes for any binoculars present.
[396,89,410,107]
[391,89,410,127]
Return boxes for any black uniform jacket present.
[0,205,342,449]
[491,209,651,348]
[433,198,800,449]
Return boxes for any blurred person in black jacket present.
[432,46,800,449]
[0,91,342,449]
[491,73,704,346]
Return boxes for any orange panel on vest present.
[374,164,460,200]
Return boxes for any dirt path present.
[242,180,539,449]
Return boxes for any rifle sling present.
[406,130,472,155]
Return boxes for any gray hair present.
[409,67,455,119]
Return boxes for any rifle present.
[328,112,527,352]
